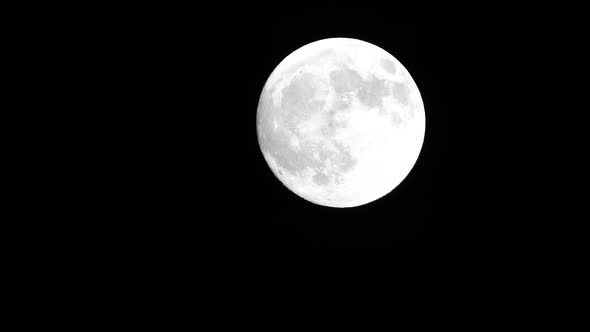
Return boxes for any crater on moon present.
[392,81,410,106]
[257,38,425,208]
[329,67,362,93]
[357,76,388,108]
[380,58,397,75]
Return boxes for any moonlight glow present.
[256,38,425,208]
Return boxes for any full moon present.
[256,38,425,208]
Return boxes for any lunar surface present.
[256,38,425,208]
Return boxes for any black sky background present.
[1,3,588,329]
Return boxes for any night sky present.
[2,3,587,330]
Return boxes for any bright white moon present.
[256,38,425,208]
